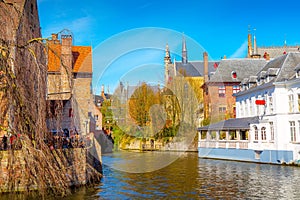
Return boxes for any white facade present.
[236,78,300,161]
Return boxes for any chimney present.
[50,33,59,44]
[101,85,106,100]
[61,34,72,69]
[263,52,270,60]
[203,52,209,82]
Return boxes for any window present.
[254,126,258,140]
[250,99,253,116]
[268,96,274,114]
[289,94,294,112]
[96,125,100,130]
[219,131,226,140]
[229,131,237,140]
[298,94,300,112]
[261,127,266,140]
[94,115,99,120]
[210,131,217,140]
[201,131,207,140]
[218,86,226,97]
[270,122,274,141]
[233,106,236,118]
[231,71,237,79]
[240,101,244,117]
[255,150,262,159]
[69,108,73,118]
[290,121,296,142]
[232,85,240,94]
[219,106,226,113]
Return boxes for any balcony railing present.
[198,140,249,149]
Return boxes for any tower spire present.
[164,43,171,64]
[164,43,172,85]
[247,25,252,58]
[182,33,188,64]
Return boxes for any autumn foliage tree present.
[128,82,157,127]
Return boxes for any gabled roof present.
[72,46,92,73]
[258,52,300,82]
[47,43,92,73]
[208,59,267,83]
[174,61,218,77]
[198,117,259,131]
[48,43,61,72]
[236,53,300,96]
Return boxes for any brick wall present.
[205,83,237,123]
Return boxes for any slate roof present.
[258,46,300,59]
[94,94,111,104]
[236,52,300,96]
[175,61,219,77]
[208,59,267,83]
[258,52,300,82]
[48,43,92,73]
[198,117,259,131]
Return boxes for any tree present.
[128,82,156,127]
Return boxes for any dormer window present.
[297,70,300,78]
[231,71,237,79]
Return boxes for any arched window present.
[254,126,258,140]
[261,127,266,140]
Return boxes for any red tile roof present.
[47,43,92,73]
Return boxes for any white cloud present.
[229,40,248,58]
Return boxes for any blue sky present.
[37,0,300,93]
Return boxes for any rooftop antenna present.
[253,28,257,55]
[284,34,287,47]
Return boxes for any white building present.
[199,52,300,164]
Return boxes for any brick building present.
[203,58,267,123]
[46,31,94,136]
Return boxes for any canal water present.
[3,151,300,199]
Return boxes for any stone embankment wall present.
[120,137,197,152]
[0,148,99,193]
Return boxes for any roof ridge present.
[274,53,289,82]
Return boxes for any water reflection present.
[2,152,300,199]
[98,152,300,199]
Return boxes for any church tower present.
[247,26,253,58]
[164,43,172,84]
[182,35,188,64]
